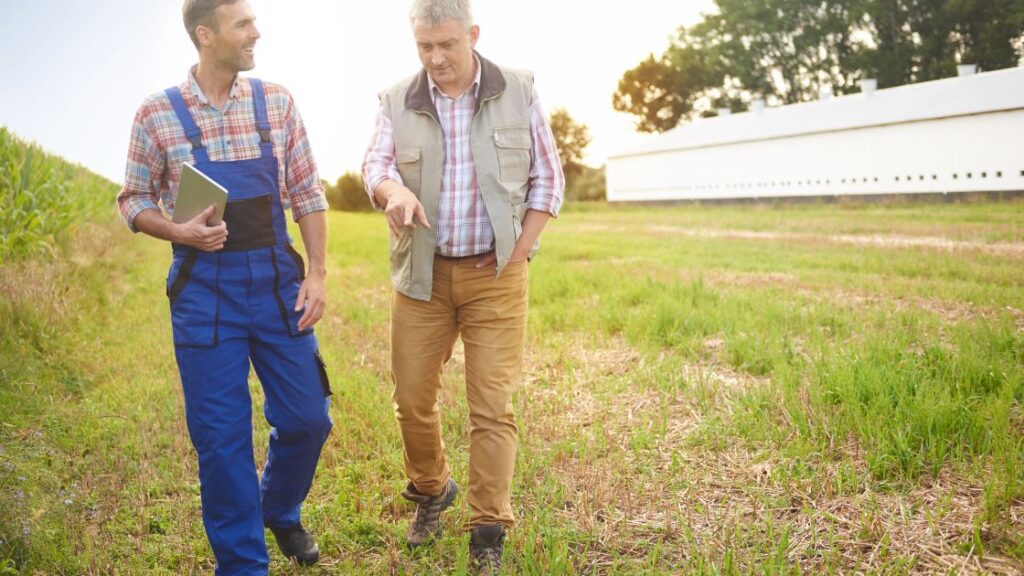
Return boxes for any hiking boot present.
[469,524,505,575]
[267,522,319,566]
[401,478,459,548]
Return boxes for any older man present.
[116,1,332,572]
[362,0,564,573]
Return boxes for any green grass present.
[1,196,1023,573]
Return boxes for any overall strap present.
[248,78,274,157]
[164,87,209,164]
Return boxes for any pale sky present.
[0,0,714,184]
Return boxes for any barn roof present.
[611,66,1024,159]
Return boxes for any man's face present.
[413,20,479,93]
[204,1,260,72]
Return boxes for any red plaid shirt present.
[117,68,326,232]
[363,61,564,257]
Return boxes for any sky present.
[0,0,715,184]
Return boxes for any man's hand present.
[173,205,228,252]
[383,185,430,238]
[295,270,325,332]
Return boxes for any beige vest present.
[379,54,536,301]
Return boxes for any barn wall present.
[607,110,1024,202]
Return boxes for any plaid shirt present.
[363,61,564,257]
[117,68,326,232]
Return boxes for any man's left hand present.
[295,272,326,331]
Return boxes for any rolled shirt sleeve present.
[116,106,164,232]
[281,90,328,221]
[361,100,404,210]
[526,86,565,217]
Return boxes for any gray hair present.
[409,0,473,28]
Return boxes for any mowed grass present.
[1,200,1022,574]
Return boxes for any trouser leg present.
[250,332,333,528]
[456,259,529,528]
[176,339,269,575]
[390,260,459,496]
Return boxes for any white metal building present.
[607,66,1024,202]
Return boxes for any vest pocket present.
[397,147,422,194]
[494,126,531,184]
[389,230,414,289]
[511,202,527,241]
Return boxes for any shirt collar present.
[187,65,244,106]
[427,55,481,103]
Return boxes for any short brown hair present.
[182,0,242,49]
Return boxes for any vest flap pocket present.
[398,147,421,163]
[494,127,531,183]
[396,147,422,193]
[494,126,531,149]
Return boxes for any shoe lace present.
[412,498,443,534]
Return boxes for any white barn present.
[607,66,1024,202]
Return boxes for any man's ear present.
[469,25,480,48]
[196,25,215,47]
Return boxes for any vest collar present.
[405,51,507,123]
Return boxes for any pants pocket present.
[270,246,313,337]
[168,253,218,347]
[314,349,332,396]
[284,242,306,281]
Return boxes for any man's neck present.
[194,60,237,109]
[434,57,479,99]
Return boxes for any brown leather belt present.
[434,250,493,262]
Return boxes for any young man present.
[116,1,332,573]
[362,0,564,573]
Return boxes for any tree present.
[548,107,591,182]
[324,171,371,212]
[614,0,1024,133]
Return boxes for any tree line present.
[613,0,1024,133]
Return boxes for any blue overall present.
[164,80,332,575]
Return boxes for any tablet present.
[173,163,228,225]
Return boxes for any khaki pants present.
[390,255,529,528]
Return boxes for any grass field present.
[1,198,1023,574]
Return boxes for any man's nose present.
[431,51,445,66]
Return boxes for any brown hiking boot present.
[401,478,459,548]
[469,524,505,575]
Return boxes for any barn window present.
[981,172,987,178]
[997,171,1003,178]
[953,174,959,179]
[967,173,973,179]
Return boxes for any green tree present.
[614,0,1024,132]
[548,107,592,183]
[324,171,371,212]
